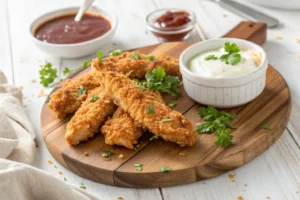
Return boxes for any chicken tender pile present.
[48,51,197,149]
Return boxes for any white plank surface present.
[0,0,299,199]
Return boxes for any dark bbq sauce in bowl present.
[35,13,111,44]
[155,11,190,28]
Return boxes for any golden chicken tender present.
[91,51,181,79]
[93,71,197,147]
[65,86,117,145]
[48,73,99,119]
[101,88,163,149]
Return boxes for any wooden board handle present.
[222,21,267,45]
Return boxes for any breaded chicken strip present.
[93,71,197,147]
[48,73,99,119]
[91,52,181,79]
[101,88,163,149]
[65,86,116,145]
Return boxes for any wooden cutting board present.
[41,22,291,188]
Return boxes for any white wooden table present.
[1,0,299,199]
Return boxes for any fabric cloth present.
[0,71,99,200]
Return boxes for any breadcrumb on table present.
[48,160,53,164]
[237,196,243,200]
[84,151,89,156]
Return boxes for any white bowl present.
[179,38,268,108]
[29,6,117,58]
[246,0,300,9]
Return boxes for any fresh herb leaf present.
[64,177,67,181]
[97,50,104,62]
[78,85,86,95]
[146,55,155,61]
[109,49,122,57]
[134,163,143,171]
[80,183,86,189]
[159,166,171,173]
[137,87,145,92]
[82,60,91,68]
[196,105,237,148]
[63,67,71,76]
[142,67,181,98]
[262,124,271,130]
[102,150,115,158]
[146,104,155,114]
[39,62,57,87]
[130,53,140,60]
[214,128,233,147]
[149,135,158,141]
[89,95,99,102]
[220,42,241,65]
[205,55,218,60]
[168,101,177,108]
[160,118,173,122]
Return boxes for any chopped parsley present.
[97,50,104,62]
[64,177,67,181]
[159,166,171,173]
[146,55,155,61]
[78,85,86,95]
[134,163,143,171]
[168,101,177,108]
[133,144,140,151]
[196,105,238,148]
[220,42,241,65]
[137,87,145,92]
[262,124,271,130]
[89,95,99,102]
[63,67,71,76]
[130,53,140,60]
[142,67,181,97]
[149,135,158,141]
[80,183,86,189]
[109,49,122,57]
[205,55,218,60]
[146,104,155,114]
[39,62,57,87]
[160,118,173,122]
[102,150,115,158]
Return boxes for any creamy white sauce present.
[188,48,259,78]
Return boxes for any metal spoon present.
[74,0,95,22]
[209,0,279,28]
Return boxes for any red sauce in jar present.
[155,11,190,28]
[35,13,111,44]
[151,11,192,41]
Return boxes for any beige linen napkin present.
[0,71,99,200]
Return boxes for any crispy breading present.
[91,52,181,79]
[48,73,99,119]
[65,86,117,145]
[101,88,163,149]
[93,71,197,147]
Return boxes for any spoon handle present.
[74,0,95,22]
[218,0,279,28]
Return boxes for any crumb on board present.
[58,171,63,175]
[48,160,53,164]
[275,36,283,40]
[119,154,124,159]
[179,152,186,156]
[228,173,236,180]
[237,196,243,200]
[84,151,89,156]
[38,90,48,97]
[31,79,37,83]
[118,197,124,200]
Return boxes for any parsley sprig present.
[134,163,143,171]
[109,49,122,57]
[141,67,181,98]
[39,62,57,87]
[220,42,241,65]
[160,166,171,173]
[196,105,238,148]
[102,150,115,158]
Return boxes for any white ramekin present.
[29,6,117,58]
[179,38,268,108]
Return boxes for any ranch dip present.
[188,47,261,78]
